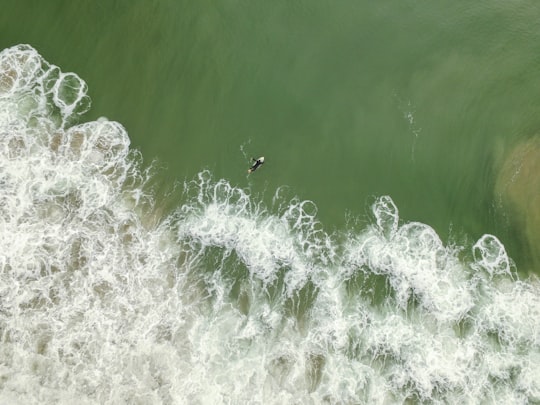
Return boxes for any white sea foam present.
[1,44,539,404]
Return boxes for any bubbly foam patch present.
[1,44,539,404]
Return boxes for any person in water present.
[248,156,265,173]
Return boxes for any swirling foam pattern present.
[0,45,539,404]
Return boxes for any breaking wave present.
[0,44,539,404]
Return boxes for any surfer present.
[248,156,265,173]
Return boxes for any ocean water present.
[2,1,540,404]
[3,1,540,249]
[1,43,540,404]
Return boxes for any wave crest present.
[1,44,539,404]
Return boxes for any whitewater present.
[0,44,539,404]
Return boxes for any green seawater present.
[3,0,540,271]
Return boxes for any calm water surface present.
[4,1,540,244]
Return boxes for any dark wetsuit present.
[248,157,264,173]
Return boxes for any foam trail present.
[1,45,539,404]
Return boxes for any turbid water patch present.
[496,136,540,272]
